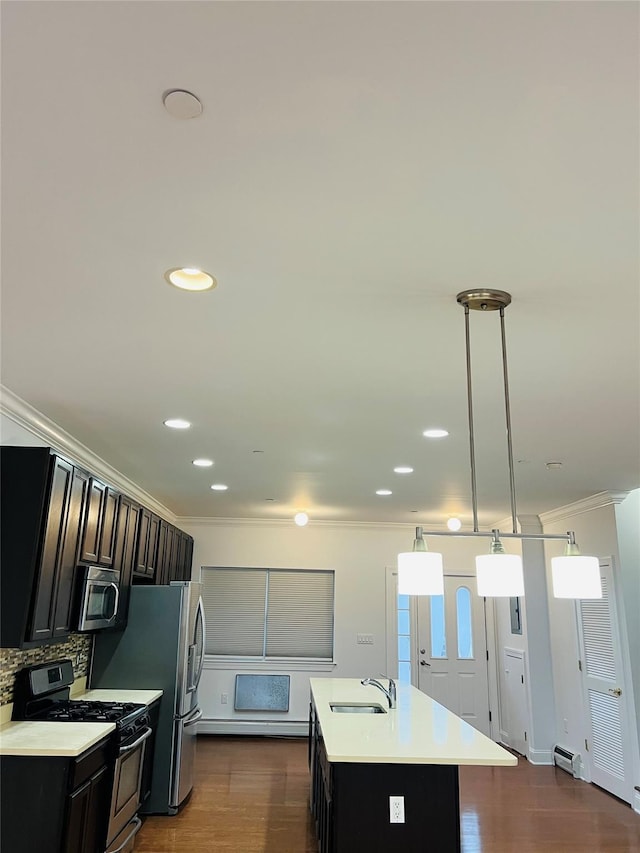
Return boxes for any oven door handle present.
[119,726,153,754]
[108,817,142,853]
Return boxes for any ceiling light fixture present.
[376,489,392,496]
[294,512,309,527]
[164,418,191,429]
[423,428,449,438]
[210,484,228,491]
[165,267,217,292]
[192,458,214,467]
[394,466,414,474]
[397,290,601,600]
[446,517,462,532]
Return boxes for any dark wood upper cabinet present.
[133,508,160,580]
[1,447,90,647]
[112,495,140,628]
[79,479,119,567]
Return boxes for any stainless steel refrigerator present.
[90,581,205,814]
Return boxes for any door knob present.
[420,649,426,655]
[420,660,431,667]
[608,687,622,697]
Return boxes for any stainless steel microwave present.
[77,566,120,631]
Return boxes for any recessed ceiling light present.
[210,484,228,491]
[447,517,462,531]
[192,458,214,467]
[376,489,392,496]
[294,512,309,526]
[423,428,449,438]
[546,461,563,470]
[164,418,191,429]
[165,267,217,292]
[394,466,414,474]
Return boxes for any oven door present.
[107,726,152,847]
[77,566,120,631]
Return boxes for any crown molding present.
[0,385,177,523]
[176,516,415,531]
[539,491,630,525]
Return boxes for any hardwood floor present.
[136,736,640,852]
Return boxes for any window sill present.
[203,657,337,673]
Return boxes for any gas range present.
[12,659,149,744]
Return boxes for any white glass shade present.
[397,551,444,595]
[476,553,524,597]
[551,555,602,598]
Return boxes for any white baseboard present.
[197,719,308,737]
[528,748,553,765]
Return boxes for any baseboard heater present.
[553,745,580,778]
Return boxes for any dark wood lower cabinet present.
[309,709,461,853]
[0,735,114,853]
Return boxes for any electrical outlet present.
[389,795,405,823]
[357,633,374,645]
[221,692,228,705]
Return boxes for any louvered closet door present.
[577,559,633,803]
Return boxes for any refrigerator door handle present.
[184,708,203,728]
[194,596,206,689]
[186,644,197,692]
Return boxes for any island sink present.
[329,702,386,714]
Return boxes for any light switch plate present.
[357,633,374,645]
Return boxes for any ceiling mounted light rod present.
[457,289,518,533]
[407,529,573,542]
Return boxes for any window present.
[430,594,447,658]
[201,567,335,660]
[456,586,473,659]
[397,593,411,684]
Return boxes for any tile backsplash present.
[0,634,93,705]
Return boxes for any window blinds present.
[202,567,334,660]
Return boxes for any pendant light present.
[397,290,601,599]
[551,535,602,598]
[397,527,444,595]
[476,531,524,597]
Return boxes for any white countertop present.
[310,678,518,766]
[0,721,115,757]
[78,688,163,705]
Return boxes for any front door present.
[577,559,635,803]
[416,575,490,735]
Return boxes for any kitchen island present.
[309,678,517,853]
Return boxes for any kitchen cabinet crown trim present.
[1,386,176,523]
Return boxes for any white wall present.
[181,519,484,731]
[614,489,640,755]
[541,500,637,783]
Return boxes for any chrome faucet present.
[361,676,397,709]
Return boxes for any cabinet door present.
[53,467,90,637]
[29,457,74,642]
[98,488,119,567]
[146,514,160,579]
[134,508,151,575]
[183,535,194,581]
[64,764,111,853]
[80,479,105,564]
[112,496,139,628]
[155,521,168,585]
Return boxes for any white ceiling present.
[1,1,638,527]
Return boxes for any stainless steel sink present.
[329,702,387,714]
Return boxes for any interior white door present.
[577,559,634,803]
[502,648,528,756]
[416,575,490,735]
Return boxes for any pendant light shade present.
[475,534,524,597]
[551,542,601,598]
[397,528,444,595]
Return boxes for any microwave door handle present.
[107,582,120,622]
